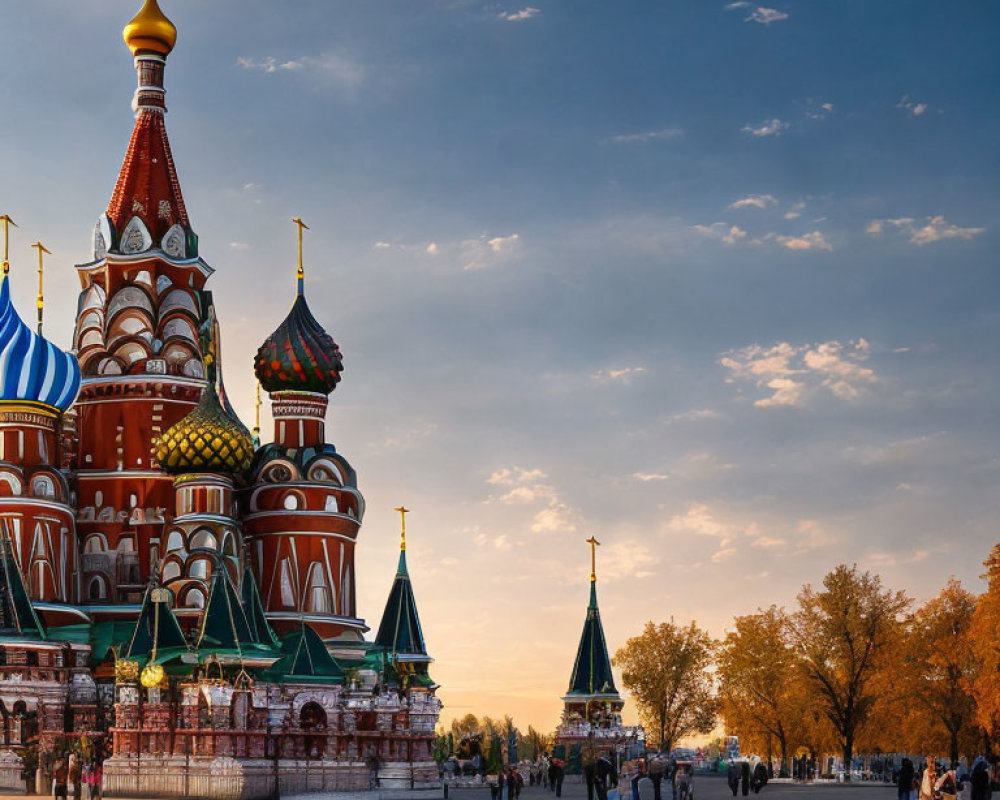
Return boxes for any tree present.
[970,545,1000,745]
[717,606,798,773]
[613,620,717,752]
[787,564,909,779]
[900,578,979,765]
[523,726,553,760]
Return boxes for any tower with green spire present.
[557,537,637,757]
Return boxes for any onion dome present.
[123,0,177,56]
[0,274,80,413]
[254,293,344,395]
[153,383,252,475]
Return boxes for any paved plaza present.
[454,778,898,800]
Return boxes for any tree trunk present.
[778,732,788,778]
[842,734,854,783]
[950,729,959,769]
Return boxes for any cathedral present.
[0,1,440,797]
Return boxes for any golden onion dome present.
[153,384,252,475]
[123,0,177,56]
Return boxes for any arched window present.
[190,530,217,551]
[324,495,339,513]
[162,560,181,583]
[305,563,331,614]
[84,535,106,554]
[189,558,209,580]
[31,476,55,499]
[88,576,108,601]
[341,566,352,617]
[185,588,205,609]
[300,702,327,730]
[0,471,23,497]
[166,530,185,553]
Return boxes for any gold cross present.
[0,215,17,274]
[586,536,601,581]
[31,242,50,336]
[253,380,262,437]
[394,506,410,551]
[292,217,309,293]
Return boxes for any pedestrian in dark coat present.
[970,757,990,800]
[898,759,915,800]
[741,761,751,797]
[727,762,740,797]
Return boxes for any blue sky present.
[1,1,998,731]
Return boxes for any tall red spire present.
[104,0,194,257]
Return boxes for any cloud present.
[896,94,928,117]
[487,467,548,486]
[729,194,778,210]
[632,472,669,482]
[784,200,806,219]
[373,241,392,249]
[667,503,742,539]
[670,408,720,422]
[600,542,660,581]
[463,233,521,270]
[867,215,985,245]
[774,230,832,251]
[720,339,876,407]
[741,118,788,137]
[228,242,250,251]
[805,102,834,120]
[486,467,579,535]
[725,2,789,24]
[426,242,439,255]
[606,128,684,145]
[236,54,364,84]
[693,223,748,245]
[498,7,541,22]
[591,366,647,383]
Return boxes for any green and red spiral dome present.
[253,293,343,395]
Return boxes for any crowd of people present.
[628,754,696,800]
[895,756,993,800]
[725,760,768,796]
[49,754,102,800]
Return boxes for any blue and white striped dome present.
[0,275,80,412]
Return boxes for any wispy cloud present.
[632,472,669,482]
[486,467,578,535]
[498,7,540,22]
[867,215,985,245]
[741,118,788,137]
[725,2,789,24]
[896,94,928,117]
[729,194,777,210]
[693,222,748,245]
[464,233,521,270]
[228,241,250,251]
[591,366,648,383]
[720,339,876,407]
[236,54,364,84]
[805,101,834,120]
[783,200,806,219]
[605,128,684,145]
[670,408,720,422]
[774,230,832,251]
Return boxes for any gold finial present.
[253,380,262,438]
[292,217,309,295]
[394,506,410,551]
[0,215,17,276]
[30,242,50,336]
[586,536,600,582]
[123,0,177,57]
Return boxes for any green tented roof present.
[374,550,426,657]
[241,567,279,648]
[263,622,344,683]
[566,580,619,697]
[197,565,257,652]
[0,534,44,639]
[122,585,189,660]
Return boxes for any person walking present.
[919,759,937,800]
[970,757,990,800]
[552,760,565,799]
[741,761,751,797]
[899,759,915,800]
[53,759,68,800]
[727,761,740,797]
[648,754,664,800]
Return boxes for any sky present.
[1,1,999,736]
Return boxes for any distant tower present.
[0,220,81,610]
[556,538,637,753]
[373,507,434,685]
[241,220,366,641]
[72,0,215,610]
